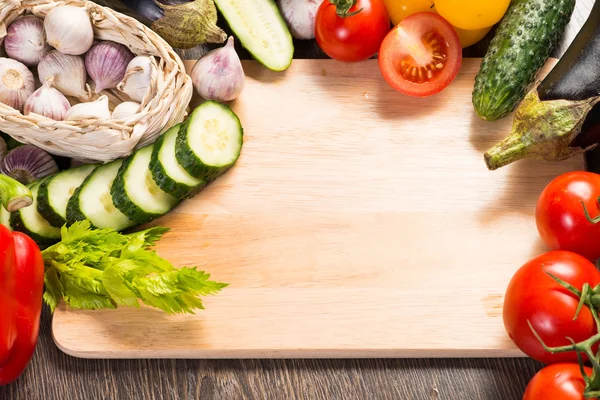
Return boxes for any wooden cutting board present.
[52,58,585,359]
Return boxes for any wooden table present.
[0,1,595,399]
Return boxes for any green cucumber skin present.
[472,0,576,121]
[213,0,294,72]
[66,169,97,227]
[9,212,56,245]
[150,133,206,199]
[110,151,160,225]
[175,102,244,181]
[37,173,66,228]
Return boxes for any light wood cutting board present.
[52,58,585,359]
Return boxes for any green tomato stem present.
[329,0,362,18]
[0,174,32,212]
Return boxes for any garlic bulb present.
[0,58,35,112]
[24,77,71,120]
[277,0,320,40]
[4,16,51,67]
[111,101,140,120]
[118,56,154,103]
[65,95,111,121]
[44,6,94,55]
[191,36,245,102]
[38,50,88,99]
[1,144,59,185]
[85,41,135,93]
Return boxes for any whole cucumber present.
[472,0,575,121]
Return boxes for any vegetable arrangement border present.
[0,0,193,163]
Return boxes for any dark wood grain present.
[1,1,596,398]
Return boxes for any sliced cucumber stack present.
[213,0,294,72]
[150,124,206,199]
[10,181,61,244]
[176,101,244,181]
[37,164,97,228]
[111,144,179,224]
[66,160,135,231]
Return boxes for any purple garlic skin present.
[24,79,71,120]
[1,144,59,185]
[85,41,135,93]
[4,16,51,67]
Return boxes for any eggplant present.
[483,1,600,171]
[93,0,227,49]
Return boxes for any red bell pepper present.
[0,224,44,385]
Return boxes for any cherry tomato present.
[378,12,462,97]
[503,250,600,364]
[523,363,595,400]
[315,0,391,63]
[536,171,600,262]
[382,0,433,26]
[435,0,510,30]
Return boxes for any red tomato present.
[503,250,600,364]
[536,171,600,262]
[378,12,462,97]
[315,0,391,63]
[523,363,595,400]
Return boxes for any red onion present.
[85,41,135,93]
[4,16,51,67]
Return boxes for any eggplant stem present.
[0,174,32,212]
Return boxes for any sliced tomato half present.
[378,12,463,97]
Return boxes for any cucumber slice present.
[38,164,97,228]
[213,0,294,72]
[175,101,244,180]
[111,144,179,224]
[1,206,12,230]
[11,182,61,244]
[150,124,206,199]
[66,160,135,231]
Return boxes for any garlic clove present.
[24,77,71,121]
[4,16,52,67]
[277,0,321,40]
[85,41,135,93]
[118,56,154,103]
[0,57,36,112]
[65,95,111,121]
[190,36,245,103]
[1,144,59,185]
[44,5,94,56]
[38,50,89,100]
[111,101,141,120]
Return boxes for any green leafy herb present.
[42,220,228,314]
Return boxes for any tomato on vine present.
[503,250,600,364]
[536,171,600,262]
[523,363,595,400]
[315,0,391,63]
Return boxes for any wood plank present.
[52,58,585,359]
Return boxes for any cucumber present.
[111,144,179,224]
[66,160,135,231]
[213,0,294,72]
[10,181,61,244]
[150,124,206,199]
[472,0,576,121]
[176,101,244,180]
[37,164,97,228]
[1,206,11,230]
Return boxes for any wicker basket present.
[0,0,193,162]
